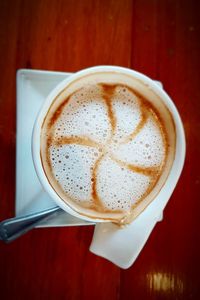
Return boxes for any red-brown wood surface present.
[0,1,199,299]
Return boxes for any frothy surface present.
[41,74,175,224]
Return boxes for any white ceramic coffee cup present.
[32,66,186,226]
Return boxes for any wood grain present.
[0,0,200,299]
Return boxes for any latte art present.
[41,72,175,224]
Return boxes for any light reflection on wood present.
[146,272,184,294]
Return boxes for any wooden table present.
[0,1,199,299]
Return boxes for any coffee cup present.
[32,66,185,267]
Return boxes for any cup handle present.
[90,210,163,269]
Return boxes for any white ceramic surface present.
[90,204,162,269]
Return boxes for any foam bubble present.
[96,155,150,210]
[50,144,102,204]
[54,85,111,144]
[112,116,165,167]
[112,86,142,141]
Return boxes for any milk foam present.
[113,116,165,167]
[50,144,101,205]
[41,72,175,224]
[54,85,111,144]
[97,155,151,211]
[111,86,142,142]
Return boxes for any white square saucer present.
[16,69,163,229]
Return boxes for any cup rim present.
[32,65,186,223]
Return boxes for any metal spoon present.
[0,206,62,243]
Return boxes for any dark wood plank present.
[0,0,200,299]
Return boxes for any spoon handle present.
[0,206,61,243]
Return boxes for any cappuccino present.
[40,71,175,224]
